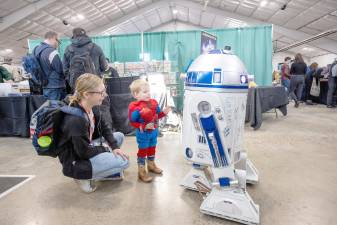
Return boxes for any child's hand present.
[163,106,171,115]
[145,122,155,130]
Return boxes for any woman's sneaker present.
[74,179,97,193]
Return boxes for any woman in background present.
[289,53,307,108]
[303,62,318,104]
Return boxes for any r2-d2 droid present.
[180,47,259,225]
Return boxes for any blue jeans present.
[281,78,290,92]
[43,88,66,100]
[289,75,305,102]
[89,132,129,179]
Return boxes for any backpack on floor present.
[22,45,49,94]
[68,43,96,91]
[30,100,87,157]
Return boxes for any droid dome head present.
[186,46,249,90]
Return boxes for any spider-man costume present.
[128,99,166,164]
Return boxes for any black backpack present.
[30,100,87,157]
[68,43,96,91]
[22,45,49,94]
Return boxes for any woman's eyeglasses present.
[88,90,107,97]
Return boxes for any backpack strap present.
[33,44,52,84]
[88,43,95,55]
[86,43,96,72]
[60,106,87,121]
[68,42,94,55]
[33,44,50,59]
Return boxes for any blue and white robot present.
[180,47,259,225]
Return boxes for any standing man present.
[33,31,66,100]
[63,27,109,92]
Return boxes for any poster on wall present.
[201,31,217,54]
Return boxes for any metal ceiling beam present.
[146,19,207,32]
[90,0,337,54]
[276,29,337,52]
[171,0,337,54]
[88,0,169,35]
[0,0,57,32]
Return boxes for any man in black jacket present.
[63,27,109,92]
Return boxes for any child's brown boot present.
[138,164,153,182]
[147,160,163,174]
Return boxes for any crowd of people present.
[280,53,337,108]
[30,28,109,100]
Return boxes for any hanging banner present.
[201,31,217,54]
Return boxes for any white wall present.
[310,53,337,67]
[272,52,310,71]
[148,21,203,32]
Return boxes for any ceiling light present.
[260,0,268,7]
[5,49,13,53]
[302,47,314,52]
[77,14,85,20]
[172,9,178,14]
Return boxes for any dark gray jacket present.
[63,36,108,79]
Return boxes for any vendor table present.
[0,95,46,137]
[318,79,328,105]
[245,86,288,130]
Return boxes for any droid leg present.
[180,164,212,192]
[246,159,259,184]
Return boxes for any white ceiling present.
[0,0,336,62]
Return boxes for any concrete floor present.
[0,104,336,225]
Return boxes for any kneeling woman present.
[58,73,129,193]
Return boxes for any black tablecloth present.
[0,95,47,137]
[245,86,288,130]
[318,80,328,105]
[0,77,138,137]
[105,77,139,134]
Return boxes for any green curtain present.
[28,25,272,85]
[143,32,166,60]
[165,31,201,72]
[91,36,112,60]
[28,39,42,52]
[111,34,141,62]
[209,25,273,86]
